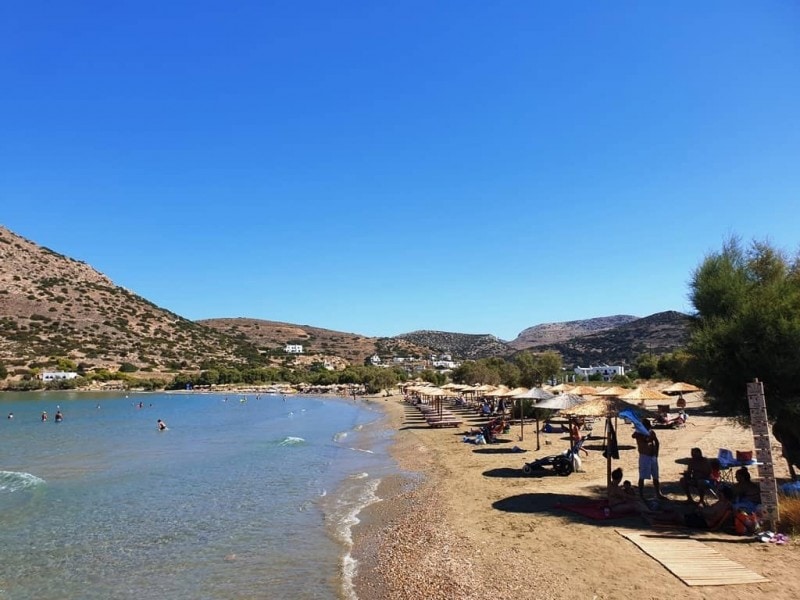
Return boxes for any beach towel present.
[555,500,636,521]
[619,409,649,436]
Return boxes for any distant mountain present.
[0,225,260,373]
[394,330,513,360]
[509,315,639,350]
[531,311,692,368]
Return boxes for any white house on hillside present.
[40,371,79,382]
[574,365,625,381]
[284,344,304,354]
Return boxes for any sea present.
[0,391,399,600]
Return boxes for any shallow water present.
[0,392,395,600]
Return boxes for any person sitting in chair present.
[680,448,715,505]
[732,467,761,513]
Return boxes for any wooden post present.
[606,417,613,489]
[747,379,780,529]
[518,398,524,442]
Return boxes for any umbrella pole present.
[535,415,540,450]
[519,399,524,442]
[606,417,612,489]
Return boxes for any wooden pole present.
[519,398,524,441]
[606,417,612,489]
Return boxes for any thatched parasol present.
[512,387,556,446]
[661,381,703,395]
[595,385,630,397]
[569,385,601,396]
[620,387,671,404]
[562,396,652,418]
[560,397,654,487]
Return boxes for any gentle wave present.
[333,431,348,442]
[278,436,305,446]
[0,471,46,493]
[338,476,381,600]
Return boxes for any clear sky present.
[2,2,798,340]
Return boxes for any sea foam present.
[0,471,46,493]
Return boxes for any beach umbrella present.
[619,387,671,406]
[547,383,572,393]
[595,386,630,397]
[512,387,556,447]
[661,381,702,395]
[534,393,586,411]
[569,385,601,396]
[560,397,654,487]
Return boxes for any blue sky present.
[2,1,799,340]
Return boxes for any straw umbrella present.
[595,386,630,397]
[561,396,653,487]
[661,382,702,395]
[620,387,672,413]
[569,385,601,396]
[512,387,555,448]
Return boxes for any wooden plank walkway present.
[617,529,768,586]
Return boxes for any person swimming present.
[55,410,63,423]
[41,411,48,422]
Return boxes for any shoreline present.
[352,393,800,600]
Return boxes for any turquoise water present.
[0,392,395,600]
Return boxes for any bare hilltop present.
[0,224,690,380]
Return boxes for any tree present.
[0,363,7,380]
[634,354,658,380]
[688,237,800,418]
[514,351,563,387]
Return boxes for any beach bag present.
[734,510,759,535]
[736,450,753,462]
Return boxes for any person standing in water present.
[55,410,64,423]
[157,419,167,431]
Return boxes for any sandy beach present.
[353,392,799,600]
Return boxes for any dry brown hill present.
[198,318,432,365]
[508,314,639,349]
[0,225,260,374]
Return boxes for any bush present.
[119,362,139,373]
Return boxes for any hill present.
[394,330,513,360]
[508,314,639,349]
[531,311,691,368]
[0,224,692,379]
[0,225,260,374]
[199,318,432,366]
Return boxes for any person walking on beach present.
[633,418,666,501]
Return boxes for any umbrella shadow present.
[472,447,529,455]
[491,492,647,529]
[482,467,529,478]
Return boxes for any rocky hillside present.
[199,318,432,365]
[532,311,691,368]
[394,331,513,360]
[0,224,692,378]
[509,314,639,349]
[0,226,260,373]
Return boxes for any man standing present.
[633,418,666,501]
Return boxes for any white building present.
[284,344,304,354]
[41,371,79,382]
[574,365,625,382]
